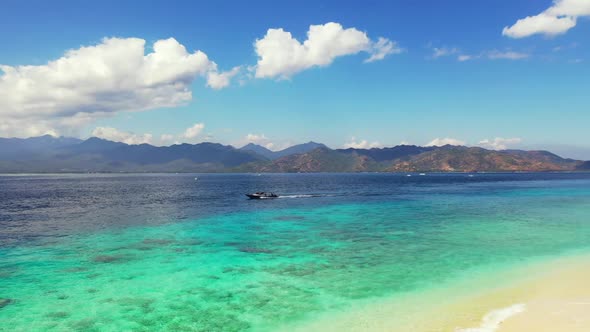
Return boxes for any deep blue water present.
[2,173,590,247]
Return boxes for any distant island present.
[0,135,587,173]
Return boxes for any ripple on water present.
[1,177,590,331]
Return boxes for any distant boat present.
[246,192,278,199]
[419,173,426,176]
[406,174,412,177]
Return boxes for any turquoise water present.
[1,174,590,331]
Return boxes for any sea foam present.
[456,303,526,332]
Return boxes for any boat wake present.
[278,194,328,199]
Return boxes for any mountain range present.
[239,141,327,160]
[0,135,587,173]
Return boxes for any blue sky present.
[0,0,589,158]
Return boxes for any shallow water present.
[1,173,590,331]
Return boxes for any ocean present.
[1,173,590,331]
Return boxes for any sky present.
[0,0,589,158]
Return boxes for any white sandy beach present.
[285,253,590,332]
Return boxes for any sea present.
[1,173,590,331]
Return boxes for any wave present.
[456,303,526,332]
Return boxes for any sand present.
[453,253,590,332]
[495,255,590,332]
[285,253,590,332]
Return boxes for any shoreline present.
[1,171,589,175]
[282,252,590,332]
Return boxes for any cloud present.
[160,134,174,142]
[207,66,242,89]
[254,22,401,79]
[245,133,267,142]
[431,47,459,59]
[343,137,381,149]
[0,37,234,137]
[365,37,403,63]
[182,123,205,139]
[503,14,576,38]
[457,50,529,61]
[503,0,590,38]
[91,123,207,145]
[457,55,473,62]
[486,50,530,60]
[478,137,522,150]
[239,133,300,151]
[425,138,466,147]
[243,133,275,150]
[92,127,153,145]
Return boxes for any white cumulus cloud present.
[478,137,522,150]
[183,123,205,139]
[426,138,466,147]
[90,123,211,146]
[0,37,234,137]
[503,0,590,38]
[92,127,153,145]
[343,137,381,149]
[254,22,401,79]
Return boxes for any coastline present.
[282,252,590,332]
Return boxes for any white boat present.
[246,192,278,199]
